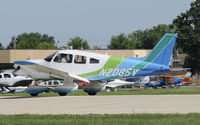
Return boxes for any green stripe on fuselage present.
[79,56,125,78]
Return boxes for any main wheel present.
[58,93,67,96]
[88,92,97,95]
[30,93,38,96]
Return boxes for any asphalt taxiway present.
[0,95,200,114]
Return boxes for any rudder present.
[144,33,177,66]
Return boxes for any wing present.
[15,64,90,83]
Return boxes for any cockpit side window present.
[44,52,57,62]
[0,75,2,78]
[4,74,11,78]
[74,55,87,64]
[90,58,99,64]
[53,80,60,85]
[48,81,52,86]
[54,53,73,63]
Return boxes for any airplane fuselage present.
[13,33,178,96]
[14,50,169,82]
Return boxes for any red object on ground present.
[75,82,89,87]
[182,78,190,84]
[198,79,200,85]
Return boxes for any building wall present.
[0,50,10,63]
[0,49,151,63]
[9,50,57,63]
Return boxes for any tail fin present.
[144,33,177,66]
[136,76,150,84]
[184,72,192,78]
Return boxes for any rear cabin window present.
[54,53,73,63]
[4,74,11,78]
[90,58,99,64]
[74,55,87,64]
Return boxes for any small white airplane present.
[0,86,28,93]
[40,80,64,87]
[102,76,150,92]
[0,72,32,93]
[128,76,150,88]
[14,33,178,96]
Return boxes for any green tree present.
[128,24,173,49]
[36,42,57,49]
[0,43,3,49]
[107,33,136,49]
[127,30,144,49]
[173,0,200,75]
[7,36,17,49]
[7,32,57,49]
[67,36,90,49]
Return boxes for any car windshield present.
[44,52,58,62]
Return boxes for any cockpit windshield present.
[44,51,58,62]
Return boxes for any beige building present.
[0,49,151,63]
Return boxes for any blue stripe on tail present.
[144,33,177,66]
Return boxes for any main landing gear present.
[30,93,38,96]
[87,92,97,95]
[58,92,68,96]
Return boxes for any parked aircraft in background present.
[145,72,191,88]
[103,76,150,92]
[0,72,32,93]
[0,86,27,94]
[37,80,64,87]
[14,33,178,96]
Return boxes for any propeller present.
[12,65,21,75]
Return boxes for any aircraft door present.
[73,55,88,73]
[50,53,75,73]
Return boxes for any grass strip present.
[0,114,200,125]
[1,87,200,97]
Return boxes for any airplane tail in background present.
[144,33,177,66]
[184,72,192,78]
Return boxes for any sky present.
[0,0,195,49]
